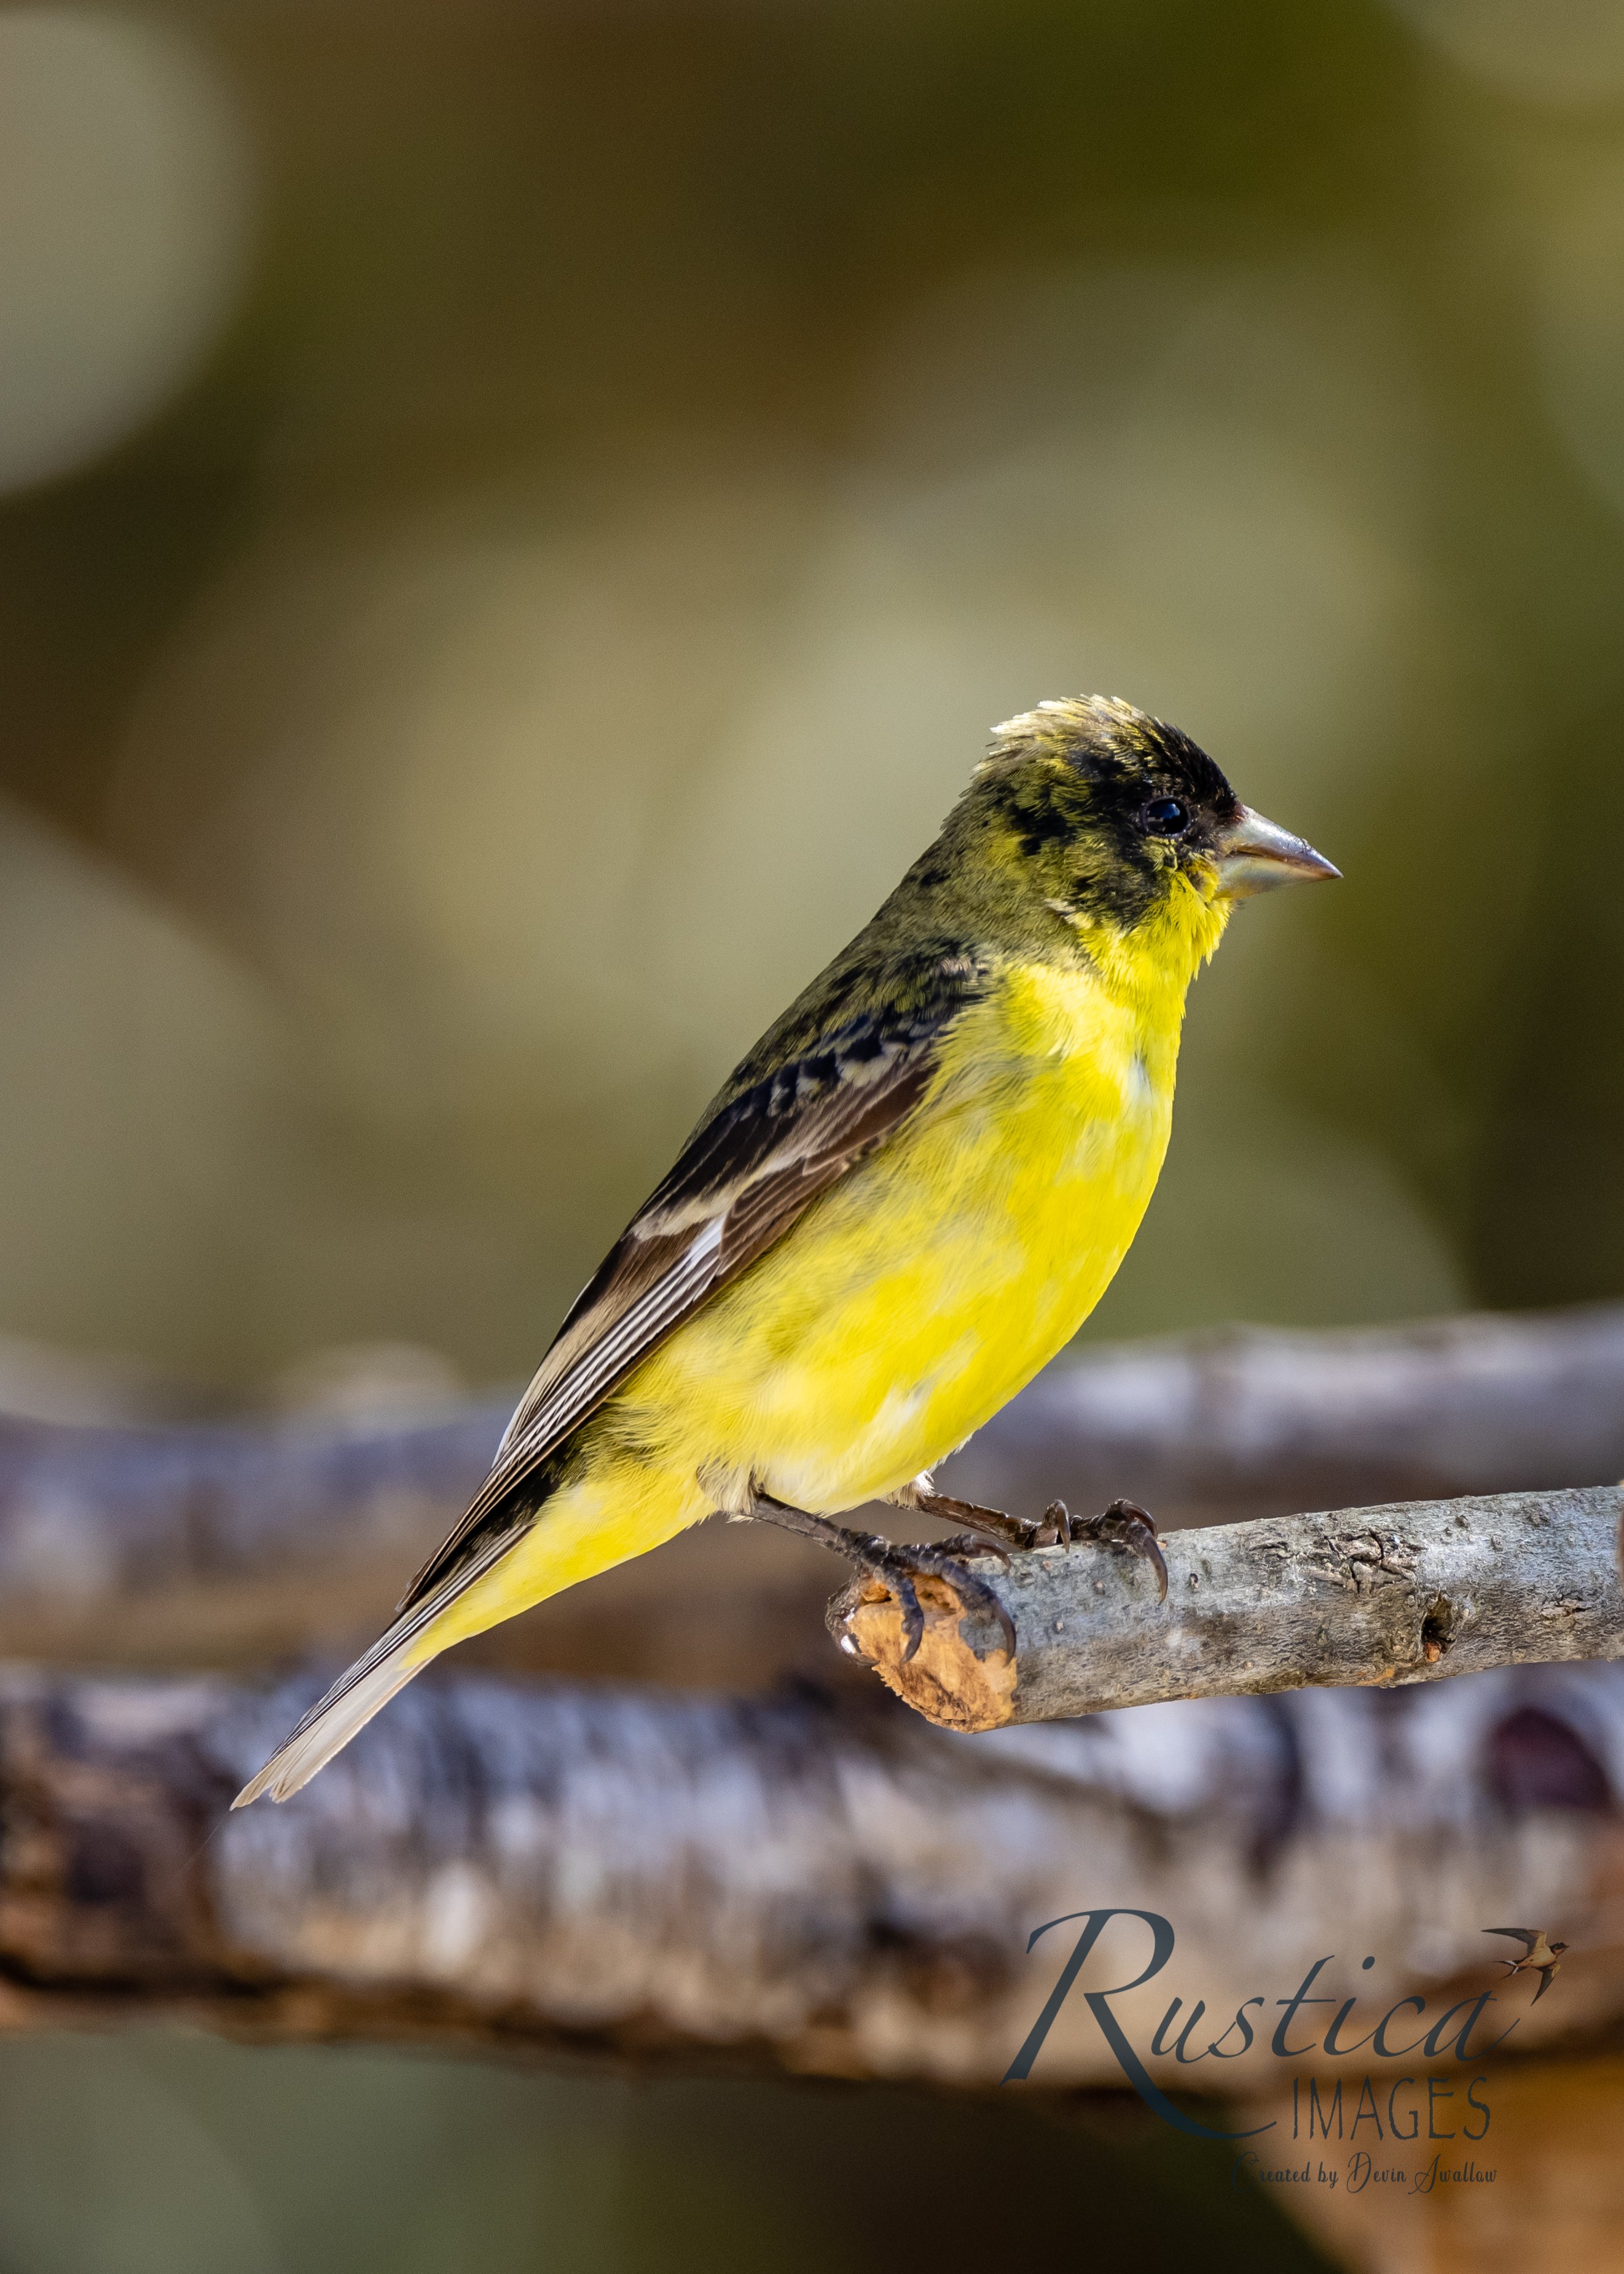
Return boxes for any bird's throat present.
[1058,870,1231,1024]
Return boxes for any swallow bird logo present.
[1481,1927,1567,2004]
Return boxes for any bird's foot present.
[910,1487,1166,1600]
[1068,1497,1169,1603]
[748,1493,1016,1662]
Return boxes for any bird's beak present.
[1214,806,1340,900]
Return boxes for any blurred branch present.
[831,1485,1624,1733]
[1,1662,1621,2082]
[0,1398,509,1670]
[5,1302,1624,1678]
[946,1299,1624,1524]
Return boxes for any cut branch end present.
[831,1574,1016,1731]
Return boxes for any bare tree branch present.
[4,1302,1624,1679]
[830,1484,1624,1731]
[2,1661,1622,2089]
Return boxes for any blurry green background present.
[0,2032,1337,2274]
[2,0,1623,2265]
[9,0,1624,1410]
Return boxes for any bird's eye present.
[1141,797,1189,837]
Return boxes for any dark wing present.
[399,944,989,1612]
[1531,1964,1559,2004]
[1482,1928,1538,1951]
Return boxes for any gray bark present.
[832,1485,1624,1733]
[1,1659,1620,2091]
[4,1300,1624,1679]
[0,1398,509,1667]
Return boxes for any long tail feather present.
[232,1521,529,1806]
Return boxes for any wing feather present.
[398,946,986,1612]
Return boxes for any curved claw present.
[860,1541,1016,1661]
[1145,1540,1169,1603]
[1042,1500,1074,1547]
[892,1569,926,1660]
[1102,1498,1168,1603]
[911,1547,1018,1659]
[962,1571,1019,1659]
[1081,1498,1169,1603]
[885,1549,1011,1658]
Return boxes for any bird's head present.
[965,694,1337,970]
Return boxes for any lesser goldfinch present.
[237,694,1335,1804]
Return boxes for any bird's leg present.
[908,1487,1166,1601]
[904,1487,1069,1552]
[747,1491,1017,1663]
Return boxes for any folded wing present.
[399,943,989,1610]
[233,942,990,1805]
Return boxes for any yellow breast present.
[626,935,1198,1516]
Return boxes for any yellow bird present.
[237,694,1336,1804]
